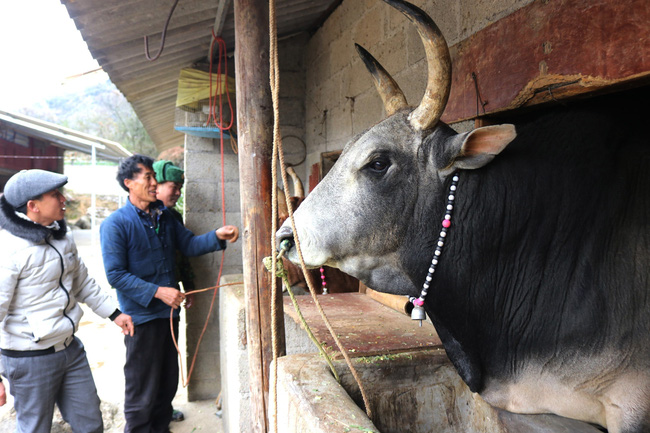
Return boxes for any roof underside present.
[62,0,339,154]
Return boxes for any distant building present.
[0,109,131,190]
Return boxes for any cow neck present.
[409,172,459,326]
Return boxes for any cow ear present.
[450,124,516,170]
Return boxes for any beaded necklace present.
[409,172,459,326]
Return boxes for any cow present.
[275,0,650,432]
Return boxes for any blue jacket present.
[100,199,225,325]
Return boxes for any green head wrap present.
[153,160,184,184]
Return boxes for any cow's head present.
[276,0,516,296]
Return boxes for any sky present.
[0,0,107,111]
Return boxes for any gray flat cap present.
[4,169,68,209]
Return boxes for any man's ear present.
[26,200,39,213]
[451,124,517,170]
[124,177,133,190]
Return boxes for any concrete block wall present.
[277,33,308,194]
[182,108,242,401]
[302,0,534,183]
[182,33,308,401]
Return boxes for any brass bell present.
[411,305,426,326]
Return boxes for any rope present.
[171,281,243,387]
[263,255,339,382]
[268,0,373,424]
[143,0,180,61]
[171,32,235,388]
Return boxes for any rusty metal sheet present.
[443,0,650,122]
[283,293,443,359]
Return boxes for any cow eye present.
[368,158,390,173]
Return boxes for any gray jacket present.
[0,195,117,352]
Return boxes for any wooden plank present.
[283,293,443,359]
[443,0,650,122]
[234,1,285,432]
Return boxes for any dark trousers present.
[124,318,179,433]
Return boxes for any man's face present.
[156,181,182,208]
[31,189,66,225]
[125,164,157,205]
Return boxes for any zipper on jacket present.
[45,239,76,338]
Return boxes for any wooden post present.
[234,0,286,431]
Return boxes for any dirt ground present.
[0,228,223,433]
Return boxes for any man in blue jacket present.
[100,155,238,433]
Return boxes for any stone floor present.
[0,228,224,433]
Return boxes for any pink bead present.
[321,275,325,279]
[442,219,451,228]
[413,298,424,307]
[322,282,327,286]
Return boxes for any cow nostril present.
[275,226,295,253]
[279,238,294,254]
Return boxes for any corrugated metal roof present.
[62,0,341,153]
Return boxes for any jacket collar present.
[126,198,166,214]
[0,195,67,243]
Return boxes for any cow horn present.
[355,43,408,116]
[277,185,288,216]
[286,166,304,198]
[385,0,451,131]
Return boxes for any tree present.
[22,80,158,157]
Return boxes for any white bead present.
[450,185,456,191]
[440,231,446,237]
[428,267,434,273]
[437,241,444,247]
[423,283,429,289]
[432,259,438,265]
[445,215,451,220]
[447,204,453,210]
[426,275,432,281]
[453,175,459,181]
[434,250,441,256]
[448,194,455,201]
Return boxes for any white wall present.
[64,163,125,196]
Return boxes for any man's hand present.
[155,286,185,309]
[113,313,135,336]
[216,225,239,243]
[184,293,194,309]
[0,381,6,406]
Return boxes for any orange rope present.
[172,33,235,388]
[171,281,243,387]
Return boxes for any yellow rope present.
[267,0,373,423]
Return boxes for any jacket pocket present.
[24,309,73,343]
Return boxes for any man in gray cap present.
[0,169,134,433]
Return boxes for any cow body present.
[424,93,650,431]
[276,1,649,431]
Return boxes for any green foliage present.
[21,80,157,157]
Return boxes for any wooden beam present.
[442,0,650,122]
[234,0,286,432]
[213,0,232,37]
[208,0,233,60]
